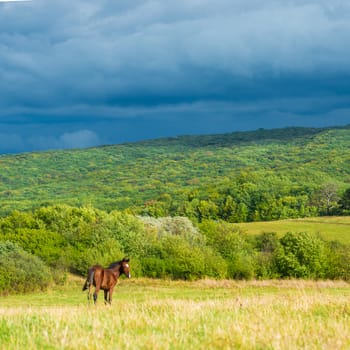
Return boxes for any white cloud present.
[58,129,101,149]
[0,129,101,153]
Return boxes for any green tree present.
[196,200,218,221]
[199,220,255,279]
[0,241,51,294]
[339,188,350,214]
[0,228,65,266]
[254,232,280,278]
[159,235,205,280]
[324,241,350,280]
[275,232,327,278]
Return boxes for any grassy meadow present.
[236,216,350,244]
[0,277,349,350]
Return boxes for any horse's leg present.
[108,286,115,305]
[93,291,98,304]
[104,290,108,305]
[88,282,93,302]
[86,268,95,303]
[93,285,100,304]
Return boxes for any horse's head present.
[121,257,131,278]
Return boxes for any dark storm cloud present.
[0,0,349,152]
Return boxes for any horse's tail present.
[89,269,95,286]
[82,278,88,291]
[82,269,95,291]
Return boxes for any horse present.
[82,257,131,305]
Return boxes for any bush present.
[324,241,350,280]
[0,228,66,266]
[62,238,125,275]
[141,257,167,278]
[0,241,51,295]
[199,220,255,279]
[160,235,205,280]
[202,246,228,279]
[274,232,327,278]
[254,232,280,279]
[104,211,150,257]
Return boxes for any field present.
[0,277,349,350]
[236,216,350,244]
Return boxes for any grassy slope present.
[0,278,349,349]
[0,126,350,215]
[236,216,350,244]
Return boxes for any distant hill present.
[0,125,350,219]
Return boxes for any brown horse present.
[82,257,131,304]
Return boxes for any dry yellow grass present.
[0,279,349,349]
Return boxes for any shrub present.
[228,253,256,280]
[141,257,167,278]
[140,216,205,246]
[160,235,205,280]
[199,220,255,279]
[0,228,66,266]
[0,241,51,295]
[254,232,280,279]
[62,238,125,275]
[104,211,150,257]
[274,232,327,278]
[324,241,350,280]
[202,246,228,279]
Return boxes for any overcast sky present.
[1,0,350,153]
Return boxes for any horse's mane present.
[108,260,123,269]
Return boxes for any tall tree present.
[339,188,350,214]
[312,183,340,215]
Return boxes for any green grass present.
[236,216,350,244]
[0,278,349,349]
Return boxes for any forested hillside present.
[1,126,350,290]
[1,126,350,221]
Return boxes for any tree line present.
[141,178,350,222]
[0,205,349,294]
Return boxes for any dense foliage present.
[0,241,51,294]
[0,205,349,293]
[1,126,350,293]
[0,126,350,221]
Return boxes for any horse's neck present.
[110,264,121,277]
